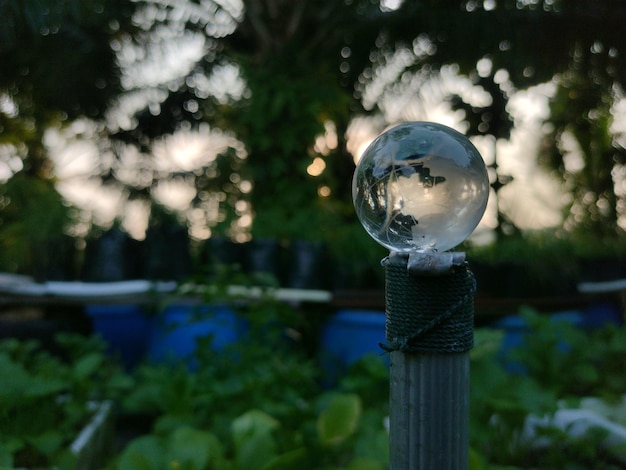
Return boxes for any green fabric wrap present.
[382,256,475,354]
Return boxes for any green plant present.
[470,309,626,467]
[120,284,626,469]
[0,334,132,468]
[117,390,384,470]
[116,362,389,470]
[507,308,626,400]
[116,280,390,469]
[0,173,72,275]
[469,328,559,466]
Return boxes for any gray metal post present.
[383,253,475,470]
[389,352,470,469]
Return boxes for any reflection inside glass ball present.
[352,122,489,253]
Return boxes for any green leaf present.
[232,410,280,470]
[165,427,223,469]
[0,355,64,403]
[1,437,23,455]
[231,410,279,447]
[353,425,389,464]
[153,414,196,435]
[117,435,164,470]
[0,442,14,467]
[25,377,66,399]
[236,433,277,470]
[107,372,135,391]
[73,353,103,381]
[573,363,600,384]
[317,393,362,446]
[54,449,79,470]
[468,446,488,470]
[261,448,308,470]
[345,458,385,470]
[27,430,64,456]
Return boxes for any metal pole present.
[389,352,470,469]
[383,253,475,470]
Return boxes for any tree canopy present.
[1,0,625,256]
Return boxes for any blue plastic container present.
[582,301,623,328]
[147,303,240,366]
[85,304,150,369]
[320,310,388,384]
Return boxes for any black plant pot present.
[82,228,143,282]
[143,225,192,281]
[31,235,77,282]
[243,239,283,283]
[284,240,327,290]
[201,237,244,274]
[579,256,626,283]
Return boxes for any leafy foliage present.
[541,71,626,234]
[113,282,390,469]
[508,308,626,400]
[4,297,626,467]
[0,173,71,273]
[0,334,131,468]
[117,350,389,469]
[0,0,131,118]
[470,308,626,467]
[2,0,626,279]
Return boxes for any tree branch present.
[245,0,273,58]
[286,0,308,40]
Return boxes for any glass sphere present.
[352,122,489,253]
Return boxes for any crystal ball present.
[352,122,489,253]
